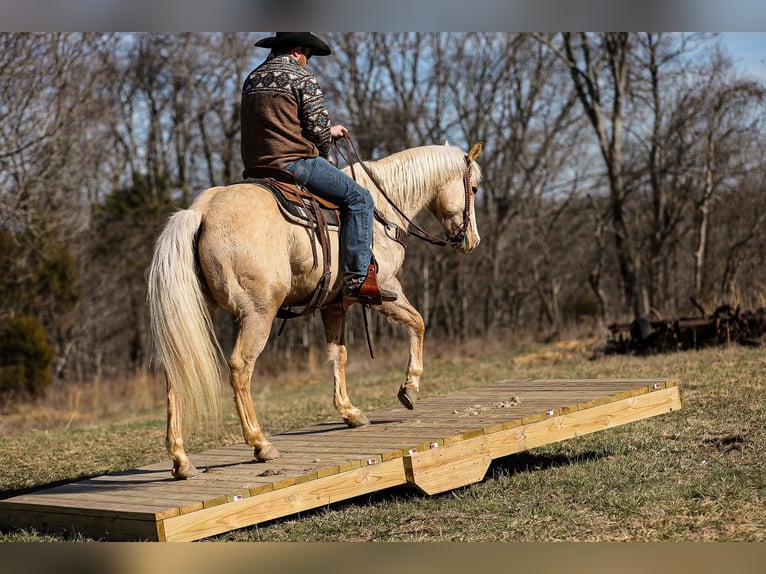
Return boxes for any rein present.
[335,135,474,250]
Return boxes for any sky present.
[719,32,766,81]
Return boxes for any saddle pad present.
[247,178,340,229]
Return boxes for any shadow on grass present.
[487,448,612,478]
[208,448,614,540]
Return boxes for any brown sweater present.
[241,53,332,170]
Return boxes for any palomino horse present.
[147,142,483,479]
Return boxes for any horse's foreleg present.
[321,303,370,427]
[166,380,200,479]
[229,314,281,462]
[375,285,424,410]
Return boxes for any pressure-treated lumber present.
[0,378,682,541]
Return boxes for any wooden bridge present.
[0,378,682,541]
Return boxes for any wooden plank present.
[62,474,251,496]
[205,457,363,479]
[160,459,408,541]
[426,387,652,401]
[275,422,349,435]
[391,390,648,410]
[485,386,683,458]
[363,415,533,438]
[261,444,407,461]
[269,430,424,445]
[63,473,258,507]
[210,465,320,487]
[403,438,492,495]
[369,389,659,429]
[290,394,670,445]
[0,504,163,541]
[269,432,409,449]
[0,378,683,541]
[402,385,681,495]
[1,494,177,520]
[74,468,174,484]
[186,454,367,486]
[265,445,402,463]
[270,440,412,460]
[43,483,206,515]
[492,378,672,388]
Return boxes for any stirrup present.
[343,286,398,306]
[342,264,397,307]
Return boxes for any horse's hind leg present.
[321,303,370,427]
[166,379,200,479]
[375,281,424,410]
[229,312,281,461]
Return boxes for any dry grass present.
[1,334,765,541]
[0,371,166,434]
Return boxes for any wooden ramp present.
[0,378,682,541]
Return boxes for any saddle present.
[243,165,398,320]
[243,165,341,319]
[243,165,340,228]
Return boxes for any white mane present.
[344,144,482,219]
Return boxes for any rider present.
[241,32,396,305]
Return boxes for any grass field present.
[1,337,764,541]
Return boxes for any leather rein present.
[335,135,475,250]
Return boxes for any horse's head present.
[429,142,483,253]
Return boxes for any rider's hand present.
[330,124,348,140]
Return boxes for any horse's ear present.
[444,140,450,147]
[466,141,483,163]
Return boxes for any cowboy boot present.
[343,263,397,305]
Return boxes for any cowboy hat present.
[254,32,331,56]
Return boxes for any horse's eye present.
[471,186,478,195]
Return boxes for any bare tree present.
[4,32,766,395]
[630,33,710,315]
[687,64,765,299]
[536,33,642,318]
[0,33,122,378]
[454,34,588,334]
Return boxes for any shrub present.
[0,315,55,400]
[562,290,602,323]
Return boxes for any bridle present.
[449,162,477,248]
[336,135,475,250]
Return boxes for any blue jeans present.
[285,157,373,279]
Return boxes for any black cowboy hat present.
[254,32,331,56]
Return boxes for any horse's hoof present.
[344,413,371,428]
[254,444,281,462]
[172,463,201,480]
[398,385,418,410]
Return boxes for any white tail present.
[147,208,225,432]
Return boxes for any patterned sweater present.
[241,53,333,170]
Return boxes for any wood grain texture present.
[0,378,682,541]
